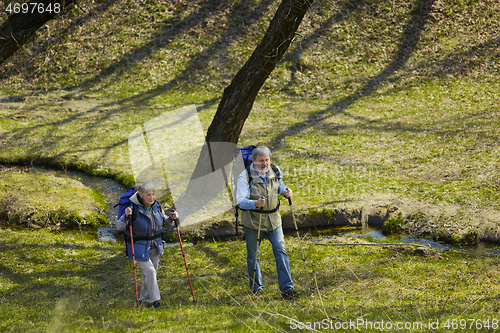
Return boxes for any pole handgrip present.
[285,188,292,205]
[171,209,179,227]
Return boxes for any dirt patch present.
[471,210,500,243]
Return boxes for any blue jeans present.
[245,225,294,292]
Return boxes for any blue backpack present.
[116,186,136,220]
[240,145,256,169]
[115,186,137,255]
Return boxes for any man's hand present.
[284,188,293,198]
[255,197,267,208]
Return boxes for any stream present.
[45,168,127,242]
[8,167,500,254]
[309,226,500,255]
[47,168,190,246]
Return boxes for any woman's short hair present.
[137,182,156,194]
[252,146,272,161]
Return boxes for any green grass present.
[1,228,500,332]
[0,166,107,228]
[0,0,500,328]
[0,0,499,240]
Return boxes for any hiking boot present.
[149,301,161,309]
[252,288,263,296]
[281,289,300,300]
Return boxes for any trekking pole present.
[251,196,265,292]
[128,214,139,307]
[235,206,239,236]
[286,189,306,270]
[172,210,196,302]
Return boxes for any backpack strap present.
[123,204,138,256]
[271,164,281,180]
[239,163,281,214]
[245,164,253,187]
[125,232,163,242]
[131,204,138,223]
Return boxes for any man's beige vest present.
[239,165,282,231]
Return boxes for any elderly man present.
[236,146,300,299]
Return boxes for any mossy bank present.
[0,166,107,229]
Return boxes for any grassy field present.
[0,0,499,331]
[1,227,500,332]
[0,0,498,218]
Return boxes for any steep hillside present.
[1,0,497,98]
[0,0,499,240]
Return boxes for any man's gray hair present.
[137,182,156,194]
[252,146,272,161]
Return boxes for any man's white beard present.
[257,166,268,174]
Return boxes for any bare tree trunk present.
[0,0,76,65]
[176,0,313,216]
[194,0,314,177]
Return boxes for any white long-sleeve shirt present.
[236,164,287,210]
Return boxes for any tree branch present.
[0,0,76,65]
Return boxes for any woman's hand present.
[125,206,133,217]
[170,210,178,221]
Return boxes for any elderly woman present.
[116,182,178,309]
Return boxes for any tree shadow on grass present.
[0,237,132,319]
[282,0,366,92]
[270,0,498,152]
[73,0,276,93]
[1,0,497,180]
[24,0,367,162]
[0,0,120,80]
[0,1,276,169]
[306,250,500,325]
[269,0,438,148]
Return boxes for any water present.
[5,166,499,251]
[311,226,500,254]
[344,228,453,251]
[96,227,118,242]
